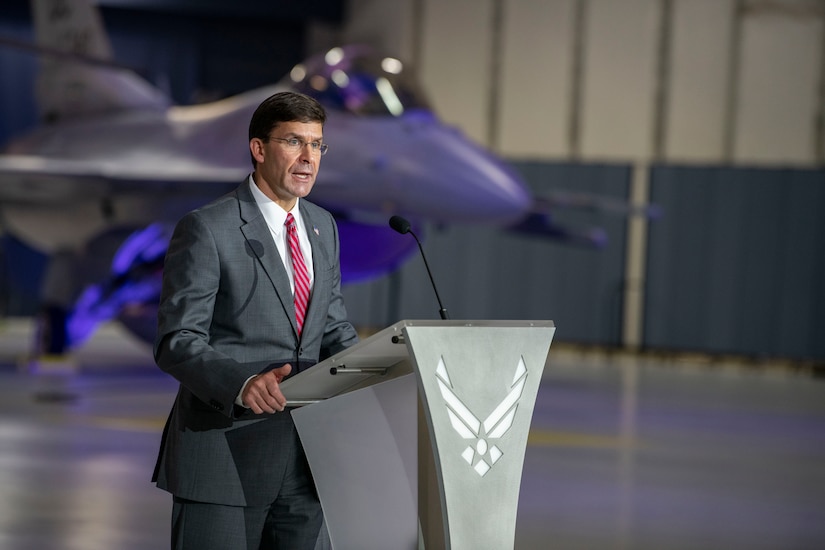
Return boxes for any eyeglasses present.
[268,137,329,156]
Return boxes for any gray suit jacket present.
[153,180,358,506]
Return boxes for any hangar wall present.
[339,0,824,165]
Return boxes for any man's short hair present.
[248,91,327,166]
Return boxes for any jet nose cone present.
[416,125,530,223]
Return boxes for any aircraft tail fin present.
[31,0,169,122]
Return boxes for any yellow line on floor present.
[528,429,637,449]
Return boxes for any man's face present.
[250,120,324,210]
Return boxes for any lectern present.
[281,320,555,550]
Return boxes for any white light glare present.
[325,47,344,66]
[376,77,404,116]
[381,57,403,74]
[290,64,306,82]
[331,69,349,87]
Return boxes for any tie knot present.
[285,212,296,230]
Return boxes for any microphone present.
[389,215,449,320]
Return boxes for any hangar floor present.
[0,319,823,550]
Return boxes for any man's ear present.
[249,138,265,164]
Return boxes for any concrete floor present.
[0,319,824,549]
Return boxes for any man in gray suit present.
[153,91,359,549]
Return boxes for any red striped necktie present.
[285,213,310,336]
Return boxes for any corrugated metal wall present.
[645,165,825,360]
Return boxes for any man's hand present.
[241,364,293,414]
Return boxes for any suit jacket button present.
[209,400,224,411]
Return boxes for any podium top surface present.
[280,320,554,403]
[387,319,555,329]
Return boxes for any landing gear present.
[37,304,68,355]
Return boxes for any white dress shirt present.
[248,176,315,294]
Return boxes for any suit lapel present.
[236,182,298,336]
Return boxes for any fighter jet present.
[0,0,653,352]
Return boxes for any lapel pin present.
[313,226,319,236]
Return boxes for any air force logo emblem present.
[435,355,528,476]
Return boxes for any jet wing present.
[0,154,244,204]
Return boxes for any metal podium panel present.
[405,322,555,550]
[292,374,419,550]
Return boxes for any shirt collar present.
[248,176,300,235]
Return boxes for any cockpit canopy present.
[284,45,432,117]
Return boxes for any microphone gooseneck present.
[389,216,449,320]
